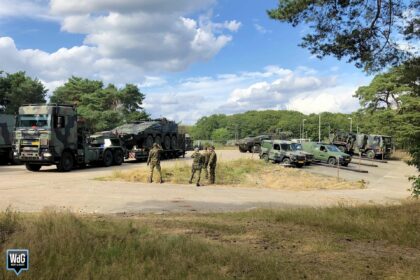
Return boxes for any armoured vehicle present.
[185,134,194,151]
[302,142,352,166]
[0,113,15,164]
[236,135,271,153]
[330,130,393,159]
[112,118,185,161]
[260,140,306,167]
[290,141,314,165]
[13,104,125,172]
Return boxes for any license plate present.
[32,141,40,146]
[298,161,304,164]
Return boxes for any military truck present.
[236,135,271,153]
[13,104,125,172]
[290,141,314,165]
[112,118,185,161]
[260,140,306,167]
[0,113,15,164]
[330,130,393,159]
[302,142,352,166]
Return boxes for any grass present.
[0,202,419,279]
[100,159,365,190]
[391,149,412,161]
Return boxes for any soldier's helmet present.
[194,147,199,152]
[210,145,215,150]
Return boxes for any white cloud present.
[143,66,363,124]
[254,23,271,34]
[0,0,241,89]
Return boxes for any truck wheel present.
[366,150,375,159]
[26,163,42,172]
[57,151,74,172]
[170,135,177,149]
[103,150,113,167]
[239,146,247,153]
[163,135,171,149]
[328,157,337,165]
[154,135,161,146]
[341,163,349,167]
[296,163,304,168]
[145,135,154,149]
[282,157,291,165]
[113,149,124,165]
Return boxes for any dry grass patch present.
[100,159,364,190]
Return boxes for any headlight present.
[43,152,52,157]
[13,151,18,156]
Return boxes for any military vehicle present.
[13,104,125,172]
[290,141,314,165]
[302,142,352,166]
[330,130,393,159]
[260,140,306,167]
[112,118,185,161]
[236,135,271,153]
[185,134,194,151]
[0,113,15,164]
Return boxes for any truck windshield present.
[382,137,392,145]
[18,114,50,128]
[291,143,302,150]
[326,145,340,152]
[280,144,291,151]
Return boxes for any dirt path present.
[0,150,417,213]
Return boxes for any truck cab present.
[260,140,306,167]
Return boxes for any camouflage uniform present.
[208,147,217,184]
[189,150,204,186]
[202,148,211,179]
[147,144,163,183]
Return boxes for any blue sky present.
[0,0,372,123]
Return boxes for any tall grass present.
[1,203,419,279]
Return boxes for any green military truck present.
[13,104,125,172]
[290,141,314,165]
[302,142,352,166]
[0,113,15,164]
[236,135,271,153]
[260,140,306,167]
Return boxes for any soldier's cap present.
[210,145,215,150]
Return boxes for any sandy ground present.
[0,150,417,213]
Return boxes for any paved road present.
[0,150,417,213]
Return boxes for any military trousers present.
[190,167,202,184]
[203,164,209,179]
[149,162,162,183]
[209,165,216,184]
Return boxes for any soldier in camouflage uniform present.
[189,147,204,187]
[208,146,217,184]
[147,143,163,183]
[202,146,211,179]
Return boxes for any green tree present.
[268,0,418,72]
[50,77,148,132]
[0,71,47,114]
[211,128,232,142]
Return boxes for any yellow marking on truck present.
[32,141,40,146]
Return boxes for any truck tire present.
[296,163,304,168]
[170,135,177,149]
[103,150,113,167]
[282,157,291,165]
[327,157,337,165]
[145,135,154,149]
[154,135,161,146]
[26,163,42,172]
[366,150,375,159]
[57,151,74,172]
[239,146,247,153]
[163,135,171,149]
[113,149,124,165]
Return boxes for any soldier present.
[189,147,203,187]
[203,146,211,179]
[147,143,163,183]
[208,146,217,184]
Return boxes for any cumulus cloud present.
[0,0,241,90]
[143,66,363,124]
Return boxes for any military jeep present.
[260,140,306,167]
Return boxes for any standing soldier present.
[189,147,203,187]
[147,143,163,183]
[208,146,217,184]
[203,146,211,179]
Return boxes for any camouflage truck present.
[112,118,185,161]
[236,135,271,153]
[0,113,15,164]
[330,130,393,159]
[260,140,306,167]
[289,141,314,165]
[302,142,352,166]
[13,104,125,172]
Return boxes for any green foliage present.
[410,176,420,198]
[0,71,47,114]
[268,0,417,72]
[211,128,231,141]
[50,76,149,132]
